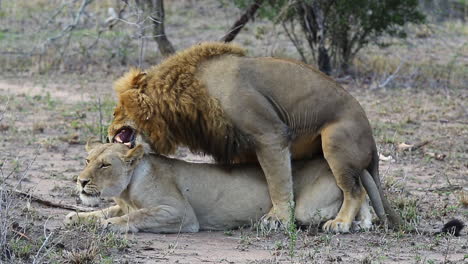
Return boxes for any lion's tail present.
[363,146,402,230]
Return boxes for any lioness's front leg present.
[64,205,123,225]
[103,204,199,234]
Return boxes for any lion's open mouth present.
[113,126,136,148]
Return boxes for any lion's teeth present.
[124,142,131,147]
[115,137,123,143]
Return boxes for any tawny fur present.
[65,142,374,233]
[108,42,403,231]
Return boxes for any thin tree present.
[136,0,175,57]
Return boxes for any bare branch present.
[41,0,93,48]
[372,59,405,89]
[3,188,94,212]
[221,0,265,43]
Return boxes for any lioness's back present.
[159,157,342,230]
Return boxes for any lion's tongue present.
[115,129,132,143]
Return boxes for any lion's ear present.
[114,68,147,94]
[119,90,154,121]
[123,144,144,165]
[85,137,102,152]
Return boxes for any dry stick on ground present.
[5,188,94,212]
[221,0,265,42]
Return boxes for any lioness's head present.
[108,68,152,149]
[77,139,144,206]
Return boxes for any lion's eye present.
[85,159,90,165]
[100,163,111,169]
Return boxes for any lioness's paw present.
[102,218,138,233]
[323,219,351,233]
[64,212,80,225]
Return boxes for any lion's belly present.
[291,134,323,160]
[230,134,323,163]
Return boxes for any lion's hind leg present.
[321,122,372,233]
[352,198,373,231]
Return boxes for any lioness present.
[108,42,400,232]
[65,141,373,233]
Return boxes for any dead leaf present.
[379,154,394,162]
[397,143,413,152]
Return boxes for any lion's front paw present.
[64,212,80,225]
[261,208,290,231]
[323,218,351,233]
[102,218,138,233]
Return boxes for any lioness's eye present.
[100,163,111,169]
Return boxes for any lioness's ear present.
[123,144,144,165]
[119,90,154,121]
[85,137,102,152]
[114,68,147,94]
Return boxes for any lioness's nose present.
[79,179,90,188]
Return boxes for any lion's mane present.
[114,42,252,163]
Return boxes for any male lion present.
[108,42,400,232]
[65,141,375,233]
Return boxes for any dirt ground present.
[0,75,466,263]
[0,1,467,263]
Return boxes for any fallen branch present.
[12,229,32,241]
[221,0,265,42]
[4,188,94,212]
[427,185,463,192]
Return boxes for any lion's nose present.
[79,179,90,188]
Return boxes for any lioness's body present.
[109,43,400,232]
[66,143,372,233]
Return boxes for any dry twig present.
[221,0,265,42]
[4,188,94,212]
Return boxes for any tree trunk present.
[150,0,175,56]
[318,46,331,75]
[136,0,175,57]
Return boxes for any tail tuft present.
[441,219,465,237]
